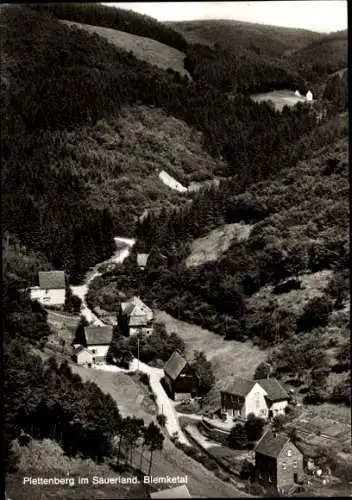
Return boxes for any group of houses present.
[31,271,304,494]
[295,89,313,101]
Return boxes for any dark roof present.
[150,486,191,498]
[255,430,290,459]
[84,326,113,345]
[164,351,188,381]
[39,271,66,289]
[258,378,289,402]
[221,377,256,397]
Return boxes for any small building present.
[83,325,113,364]
[295,90,301,97]
[137,253,149,269]
[306,90,313,101]
[118,296,153,336]
[163,351,198,401]
[30,270,66,306]
[257,378,289,418]
[74,345,94,366]
[150,485,191,498]
[255,430,303,492]
[220,377,289,421]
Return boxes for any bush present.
[139,372,150,387]
[296,296,332,332]
[157,414,167,427]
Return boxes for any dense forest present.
[28,2,188,51]
[3,5,332,282]
[87,112,349,405]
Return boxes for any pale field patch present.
[62,20,190,77]
[185,223,252,268]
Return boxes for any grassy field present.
[155,310,268,407]
[185,223,252,268]
[32,347,245,497]
[62,20,190,78]
[250,89,309,111]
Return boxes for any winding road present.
[70,236,191,446]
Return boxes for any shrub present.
[139,372,150,387]
[296,296,332,332]
[156,414,167,427]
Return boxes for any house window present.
[91,349,96,354]
[268,475,272,483]
[282,462,287,470]
[260,409,266,415]
[287,449,292,457]
[293,461,297,468]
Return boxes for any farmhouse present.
[83,325,113,364]
[118,296,153,336]
[30,270,66,306]
[220,377,289,421]
[163,351,198,401]
[150,485,191,498]
[255,430,303,492]
[306,90,313,101]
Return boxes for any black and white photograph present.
[2,1,350,498]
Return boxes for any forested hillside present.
[2,5,326,281]
[169,19,322,57]
[88,112,349,405]
[285,30,348,81]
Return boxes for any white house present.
[74,345,94,366]
[119,296,153,336]
[137,253,149,269]
[306,90,313,101]
[295,90,301,97]
[220,377,289,421]
[83,325,113,364]
[30,271,66,306]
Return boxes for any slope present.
[62,20,190,77]
[285,30,348,79]
[169,19,322,58]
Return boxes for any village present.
[28,242,351,498]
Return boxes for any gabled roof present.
[150,485,191,498]
[121,296,151,317]
[137,253,149,267]
[255,430,290,459]
[221,377,256,397]
[164,351,188,381]
[39,271,66,289]
[84,326,113,345]
[258,378,289,402]
[74,345,93,355]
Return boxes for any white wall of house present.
[270,400,288,415]
[129,326,153,336]
[88,344,110,360]
[30,287,65,306]
[76,349,93,365]
[245,384,269,419]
